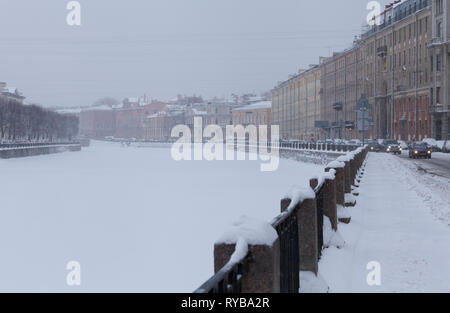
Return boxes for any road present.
[398,150,450,179]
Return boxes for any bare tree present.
[0,97,79,143]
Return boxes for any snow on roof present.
[82,105,113,112]
[192,108,207,115]
[232,101,272,112]
[127,97,139,103]
[248,96,264,102]
[56,108,82,114]
[5,87,16,93]
[2,87,22,96]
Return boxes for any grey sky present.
[0,0,391,107]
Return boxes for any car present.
[381,139,402,154]
[367,140,381,152]
[409,142,432,159]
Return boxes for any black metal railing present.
[315,184,325,259]
[277,140,360,152]
[0,142,80,149]
[271,206,300,293]
[194,254,249,293]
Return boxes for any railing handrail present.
[194,255,248,294]
[0,142,80,149]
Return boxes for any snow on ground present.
[0,140,323,292]
[398,151,450,224]
[320,152,450,292]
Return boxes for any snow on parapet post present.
[214,216,280,293]
[281,184,319,275]
[326,161,345,212]
[321,169,338,231]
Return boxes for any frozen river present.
[0,141,323,292]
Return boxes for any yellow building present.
[272,65,321,140]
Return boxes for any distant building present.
[232,100,272,138]
[272,65,322,140]
[185,104,208,135]
[429,0,450,140]
[204,101,236,135]
[320,44,364,140]
[144,105,185,141]
[79,106,116,139]
[79,96,168,140]
[0,82,26,103]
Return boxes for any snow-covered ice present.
[0,140,323,292]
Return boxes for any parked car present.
[409,142,432,159]
[381,139,402,154]
[346,139,362,146]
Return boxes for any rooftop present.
[233,101,272,112]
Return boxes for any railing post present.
[298,183,319,274]
[327,163,344,202]
[343,160,351,194]
[322,171,338,231]
[214,242,280,293]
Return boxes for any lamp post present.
[357,94,371,144]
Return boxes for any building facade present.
[320,45,365,140]
[144,106,185,141]
[79,108,116,139]
[0,82,26,103]
[232,101,272,127]
[362,0,433,141]
[429,0,450,140]
[272,66,321,140]
[273,0,449,142]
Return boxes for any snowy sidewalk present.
[319,152,450,292]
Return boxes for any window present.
[437,22,443,38]
[437,54,442,71]
[436,87,441,104]
[436,0,444,14]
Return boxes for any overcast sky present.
[0,0,392,107]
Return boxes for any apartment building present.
[429,0,450,140]
[272,0,450,141]
[320,44,365,140]
[232,100,271,127]
[362,0,433,141]
[272,66,321,140]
